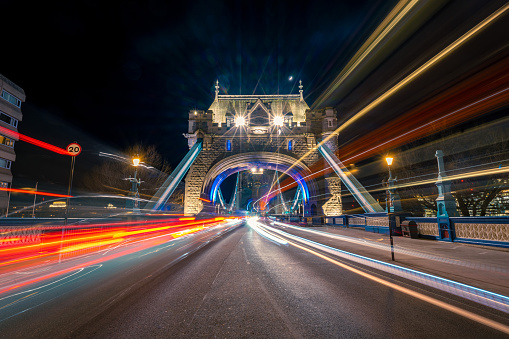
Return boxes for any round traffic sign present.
[67,143,82,156]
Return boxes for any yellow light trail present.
[289,239,509,335]
[256,223,509,335]
[275,2,509,190]
[368,165,509,193]
[313,0,420,108]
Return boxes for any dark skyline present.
[1,0,395,193]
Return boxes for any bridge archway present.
[202,152,316,208]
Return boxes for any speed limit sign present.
[67,143,82,156]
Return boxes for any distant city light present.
[235,116,246,127]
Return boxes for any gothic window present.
[288,139,293,151]
[285,112,294,128]
[226,139,232,151]
[225,113,234,129]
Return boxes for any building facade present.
[0,74,24,213]
[183,81,340,215]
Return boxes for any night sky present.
[1,0,397,195]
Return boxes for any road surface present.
[0,219,507,338]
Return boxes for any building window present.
[1,90,21,108]
[0,111,18,127]
[288,140,293,151]
[0,135,14,148]
[284,113,293,128]
[226,139,232,151]
[0,181,8,188]
[0,158,11,169]
[328,119,333,127]
[225,113,234,129]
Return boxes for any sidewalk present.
[289,224,509,297]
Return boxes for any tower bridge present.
[146,81,383,215]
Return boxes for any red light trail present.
[0,217,243,295]
[0,125,71,155]
[0,187,72,198]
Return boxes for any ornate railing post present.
[435,150,458,241]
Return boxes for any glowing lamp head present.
[133,158,140,166]
[385,157,393,166]
[235,116,246,127]
[273,116,284,127]
[251,167,256,173]
[194,111,197,115]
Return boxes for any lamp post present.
[385,156,395,261]
[130,157,141,212]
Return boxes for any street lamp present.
[385,156,395,261]
[130,156,141,211]
[385,157,393,212]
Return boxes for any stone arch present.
[202,152,317,205]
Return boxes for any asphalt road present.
[0,221,508,338]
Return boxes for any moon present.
[288,76,293,81]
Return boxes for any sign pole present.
[32,181,38,218]
[64,142,81,225]
[64,156,75,226]
[60,142,80,264]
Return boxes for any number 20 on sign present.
[67,143,81,156]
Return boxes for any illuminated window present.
[0,111,18,127]
[225,113,234,129]
[328,119,333,127]
[288,140,293,151]
[0,158,11,169]
[0,135,14,148]
[1,90,21,108]
[226,139,231,151]
[284,113,293,128]
[0,181,8,188]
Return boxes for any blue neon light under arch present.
[209,163,310,205]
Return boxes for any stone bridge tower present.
[183,81,339,215]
